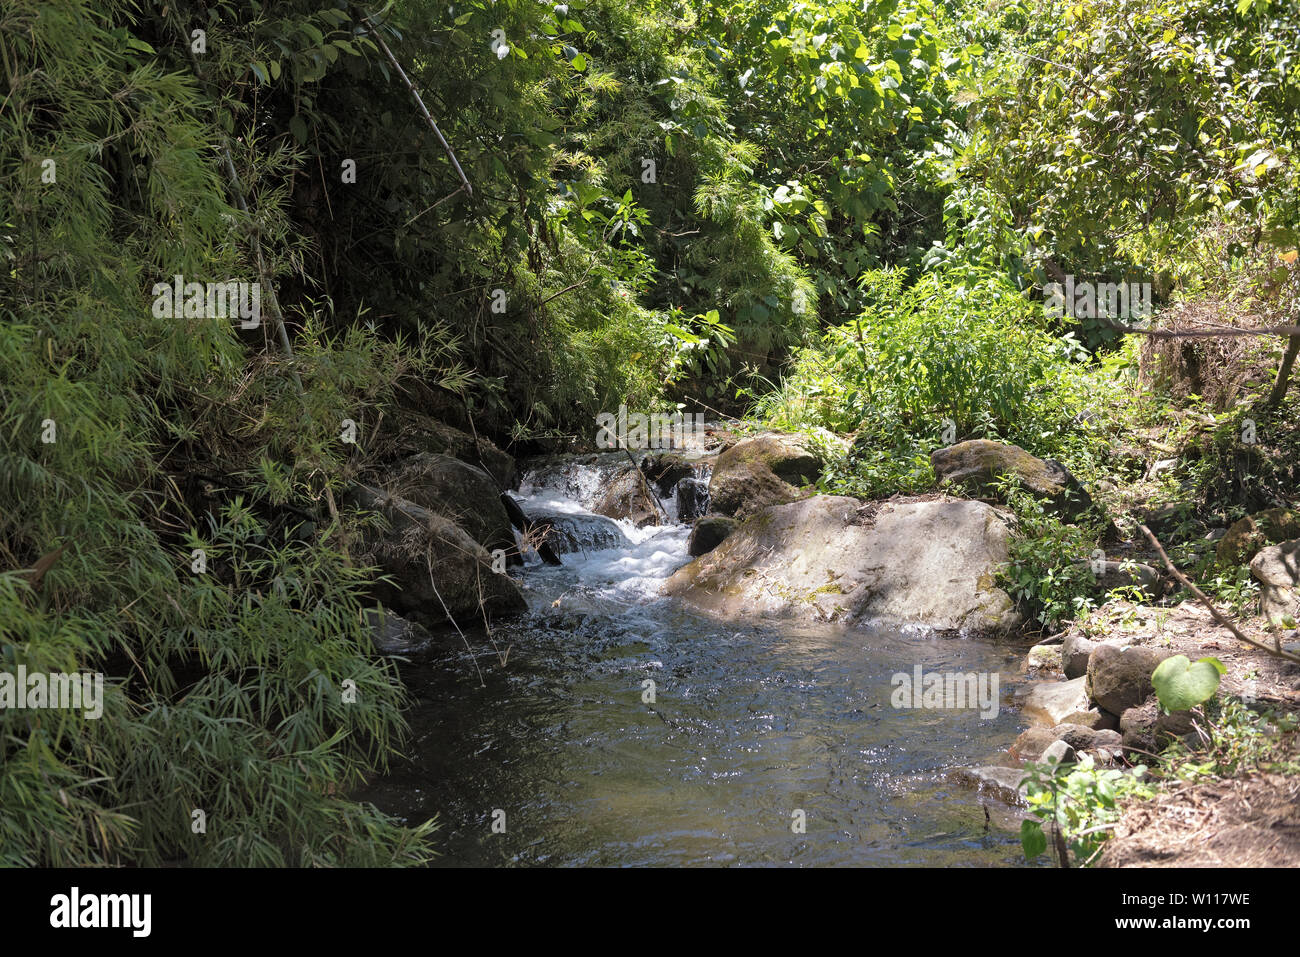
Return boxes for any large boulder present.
[349,484,526,625]
[1217,508,1300,566]
[1250,539,1300,623]
[930,439,1091,519]
[591,465,662,527]
[388,409,516,489]
[1086,644,1172,717]
[661,495,1021,634]
[387,452,518,560]
[708,433,822,519]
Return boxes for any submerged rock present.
[517,453,637,511]
[365,606,435,655]
[520,508,630,556]
[661,495,1021,635]
[950,766,1028,806]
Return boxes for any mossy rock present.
[688,515,737,557]
[387,409,516,489]
[930,439,1091,519]
[1216,508,1300,565]
[709,433,822,518]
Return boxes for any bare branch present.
[1138,524,1300,664]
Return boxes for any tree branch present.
[1138,523,1300,664]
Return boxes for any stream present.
[358,453,1035,866]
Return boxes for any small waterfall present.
[516,452,713,531]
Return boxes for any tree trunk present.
[1267,331,1300,407]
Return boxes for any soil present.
[1099,770,1300,867]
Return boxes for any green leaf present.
[289,115,308,145]
[1021,819,1047,858]
[1151,655,1225,712]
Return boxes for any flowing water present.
[359,453,1035,866]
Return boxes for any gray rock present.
[388,452,518,560]
[349,484,527,626]
[708,433,821,519]
[1041,739,1076,765]
[365,606,435,655]
[1249,538,1300,623]
[930,439,1091,519]
[1087,644,1172,716]
[687,515,738,557]
[1218,509,1300,565]
[951,766,1028,806]
[1147,458,1179,479]
[662,495,1021,635]
[389,410,516,489]
[1025,644,1063,674]
[521,509,629,556]
[1011,723,1122,761]
[1073,559,1164,597]
[1020,677,1094,726]
[1062,631,1101,679]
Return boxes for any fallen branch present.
[618,442,671,525]
[1138,523,1300,664]
[1093,315,1300,338]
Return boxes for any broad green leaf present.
[1151,655,1225,712]
[1021,820,1047,858]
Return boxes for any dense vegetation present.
[2,0,1296,865]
